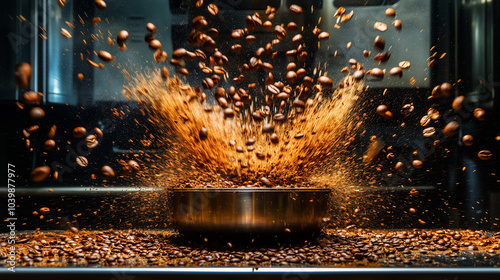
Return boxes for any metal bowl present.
[168,188,331,234]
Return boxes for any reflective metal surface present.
[169,188,331,234]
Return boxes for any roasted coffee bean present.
[72,127,87,138]
[231,44,242,53]
[296,68,306,79]
[22,91,41,105]
[422,127,436,138]
[318,76,333,88]
[274,25,287,40]
[262,124,275,134]
[374,35,385,49]
[207,3,218,16]
[236,146,244,153]
[286,71,297,83]
[43,139,56,151]
[374,52,391,62]
[260,177,272,186]
[374,22,388,32]
[149,39,161,49]
[443,121,460,137]
[427,108,440,120]
[401,104,414,115]
[273,113,286,122]
[177,68,189,76]
[292,34,302,44]
[294,133,304,139]
[392,20,402,30]
[267,84,280,95]
[98,51,113,62]
[478,150,492,160]
[353,70,365,80]
[376,105,388,116]
[127,160,140,173]
[369,68,384,79]
[270,133,279,144]
[452,96,465,111]
[289,4,302,15]
[389,67,402,77]
[101,165,115,179]
[385,8,396,17]
[395,162,404,172]
[223,108,235,118]
[30,107,45,119]
[95,0,106,10]
[199,127,208,140]
[31,166,51,182]
[76,156,88,168]
[85,134,98,148]
[202,78,214,90]
[462,135,474,146]
[277,92,290,99]
[39,207,50,215]
[440,82,452,96]
[318,32,330,40]
[192,16,208,29]
[172,48,187,59]
[473,108,486,121]
[117,30,129,45]
[15,63,32,89]
[231,29,245,40]
[420,115,431,127]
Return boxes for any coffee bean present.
[376,105,388,116]
[399,61,410,69]
[427,108,440,120]
[274,25,287,40]
[318,32,330,40]
[392,20,402,30]
[452,96,465,111]
[101,165,115,179]
[462,135,474,146]
[412,160,423,169]
[31,166,51,182]
[422,127,436,137]
[30,107,45,119]
[473,108,486,121]
[401,104,414,115]
[43,139,56,151]
[209,28,219,38]
[149,39,161,49]
[286,71,297,83]
[270,133,279,144]
[374,22,387,32]
[223,108,235,118]
[76,156,89,168]
[245,35,256,44]
[289,4,302,15]
[395,162,404,172]
[117,30,129,45]
[192,16,208,29]
[267,84,280,95]
[207,3,218,16]
[73,127,87,138]
[292,34,302,44]
[478,150,492,160]
[47,125,57,138]
[440,82,452,96]
[22,91,41,105]
[273,113,286,122]
[172,48,187,59]
[85,134,98,148]
[260,177,272,186]
[39,207,50,215]
[127,160,140,173]
[374,36,385,49]
[98,51,113,62]
[262,124,275,134]
[199,127,208,140]
[286,22,298,32]
[294,133,304,139]
[318,76,333,88]
[385,8,396,17]
[353,70,365,80]
[389,67,402,77]
[369,68,384,79]
[420,115,431,127]
[95,0,106,10]
[443,121,460,137]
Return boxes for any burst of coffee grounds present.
[125,70,364,189]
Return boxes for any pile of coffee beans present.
[2,229,499,267]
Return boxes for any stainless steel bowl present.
[168,188,331,234]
